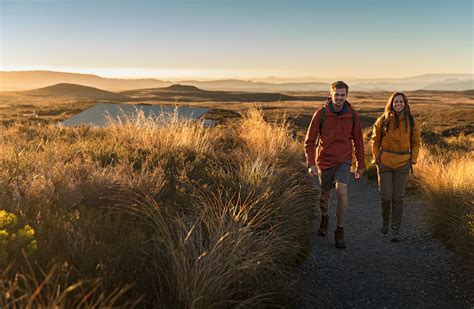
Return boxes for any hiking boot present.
[391,228,400,242]
[317,214,329,237]
[335,227,346,249]
[381,223,389,235]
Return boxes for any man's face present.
[331,87,347,109]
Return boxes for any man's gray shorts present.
[318,160,351,191]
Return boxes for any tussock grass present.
[414,143,474,263]
[1,261,141,308]
[0,108,316,307]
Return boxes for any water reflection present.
[61,103,213,127]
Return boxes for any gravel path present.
[296,176,473,308]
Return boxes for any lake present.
[61,103,214,127]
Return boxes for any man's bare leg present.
[317,189,332,236]
[320,189,331,215]
[335,182,348,227]
[335,182,348,248]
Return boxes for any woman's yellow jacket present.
[371,113,421,169]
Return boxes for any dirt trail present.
[296,176,473,308]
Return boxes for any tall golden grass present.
[414,135,474,263]
[0,108,316,307]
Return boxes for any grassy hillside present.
[1,90,472,135]
[27,83,129,101]
[121,84,321,102]
[0,92,472,305]
[0,109,316,307]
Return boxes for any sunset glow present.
[1,0,472,79]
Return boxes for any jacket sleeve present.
[371,117,383,163]
[410,118,422,164]
[304,109,321,167]
[351,110,365,169]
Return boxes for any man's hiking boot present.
[391,228,400,242]
[381,223,389,235]
[317,214,329,237]
[335,227,346,249]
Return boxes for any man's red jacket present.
[305,99,365,170]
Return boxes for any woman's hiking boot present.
[317,214,329,236]
[381,223,389,234]
[335,227,346,249]
[391,228,400,242]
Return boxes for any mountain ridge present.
[1,70,473,92]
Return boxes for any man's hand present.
[308,165,317,176]
[355,168,365,180]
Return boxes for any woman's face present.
[392,95,406,113]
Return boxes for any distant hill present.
[0,71,169,91]
[349,75,474,91]
[350,73,474,84]
[423,80,474,91]
[123,84,323,102]
[27,83,129,101]
[460,90,474,96]
[0,71,329,92]
[179,79,330,92]
[160,84,206,92]
[1,70,473,92]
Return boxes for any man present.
[304,81,365,248]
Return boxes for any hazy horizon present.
[1,69,473,83]
[1,0,473,80]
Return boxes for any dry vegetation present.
[1,89,472,134]
[414,136,474,263]
[0,109,316,307]
[0,91,97,125]
[0,88,473,305]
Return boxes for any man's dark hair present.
[330,81,349,94]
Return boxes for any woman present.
[371,92,421,242]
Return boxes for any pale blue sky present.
[1,0,472,79]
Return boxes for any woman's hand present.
[308,165,317,176]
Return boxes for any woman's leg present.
[391,162,411,239]
[377,164,394,233]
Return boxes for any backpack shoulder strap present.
[315,106,326,147]
[319,106,326,131]
[408,114,415,147]
[350,108,356,128]
[380,115,388,146]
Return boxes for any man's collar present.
[329,99,346,114]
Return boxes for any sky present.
[0,0,473,80]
